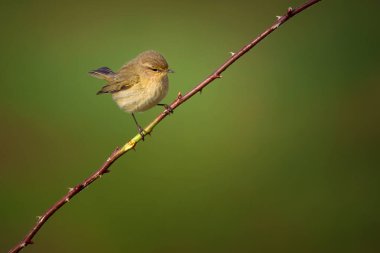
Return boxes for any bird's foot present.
[137,126,146,141]
[158,103,174,115]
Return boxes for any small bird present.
[89,50,173,138]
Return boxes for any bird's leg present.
[131,113,145,140]
[157,103,174,114]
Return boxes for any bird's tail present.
[88,67,115,82]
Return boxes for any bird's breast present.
[112,76,169,113]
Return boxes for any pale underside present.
[112,75,169,113]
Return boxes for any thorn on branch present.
[272,22,281,29]
[216,74,222,78]
[287,7,294,16]
[65,197,70,203]
[229,52,235,56]
[177,92,183,100]
[36,216,45,222]
[103,169,110,174]
[276,15,282,20]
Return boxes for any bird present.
[89,50,173,139]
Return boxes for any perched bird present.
[89,50,173,138]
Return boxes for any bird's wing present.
[96,68,140,95]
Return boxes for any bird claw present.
[164,104,174,114]
[158,103,174,115]
[137,126,145,141]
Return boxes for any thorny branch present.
[8,1,321,252]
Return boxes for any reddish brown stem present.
[8,1,321,252]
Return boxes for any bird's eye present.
[150,68,159,72]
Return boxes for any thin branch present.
[8,1,321,252]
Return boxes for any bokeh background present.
[1,0,379,252]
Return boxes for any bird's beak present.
[167,69,174,73]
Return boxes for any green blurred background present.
[1,0,379,252]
